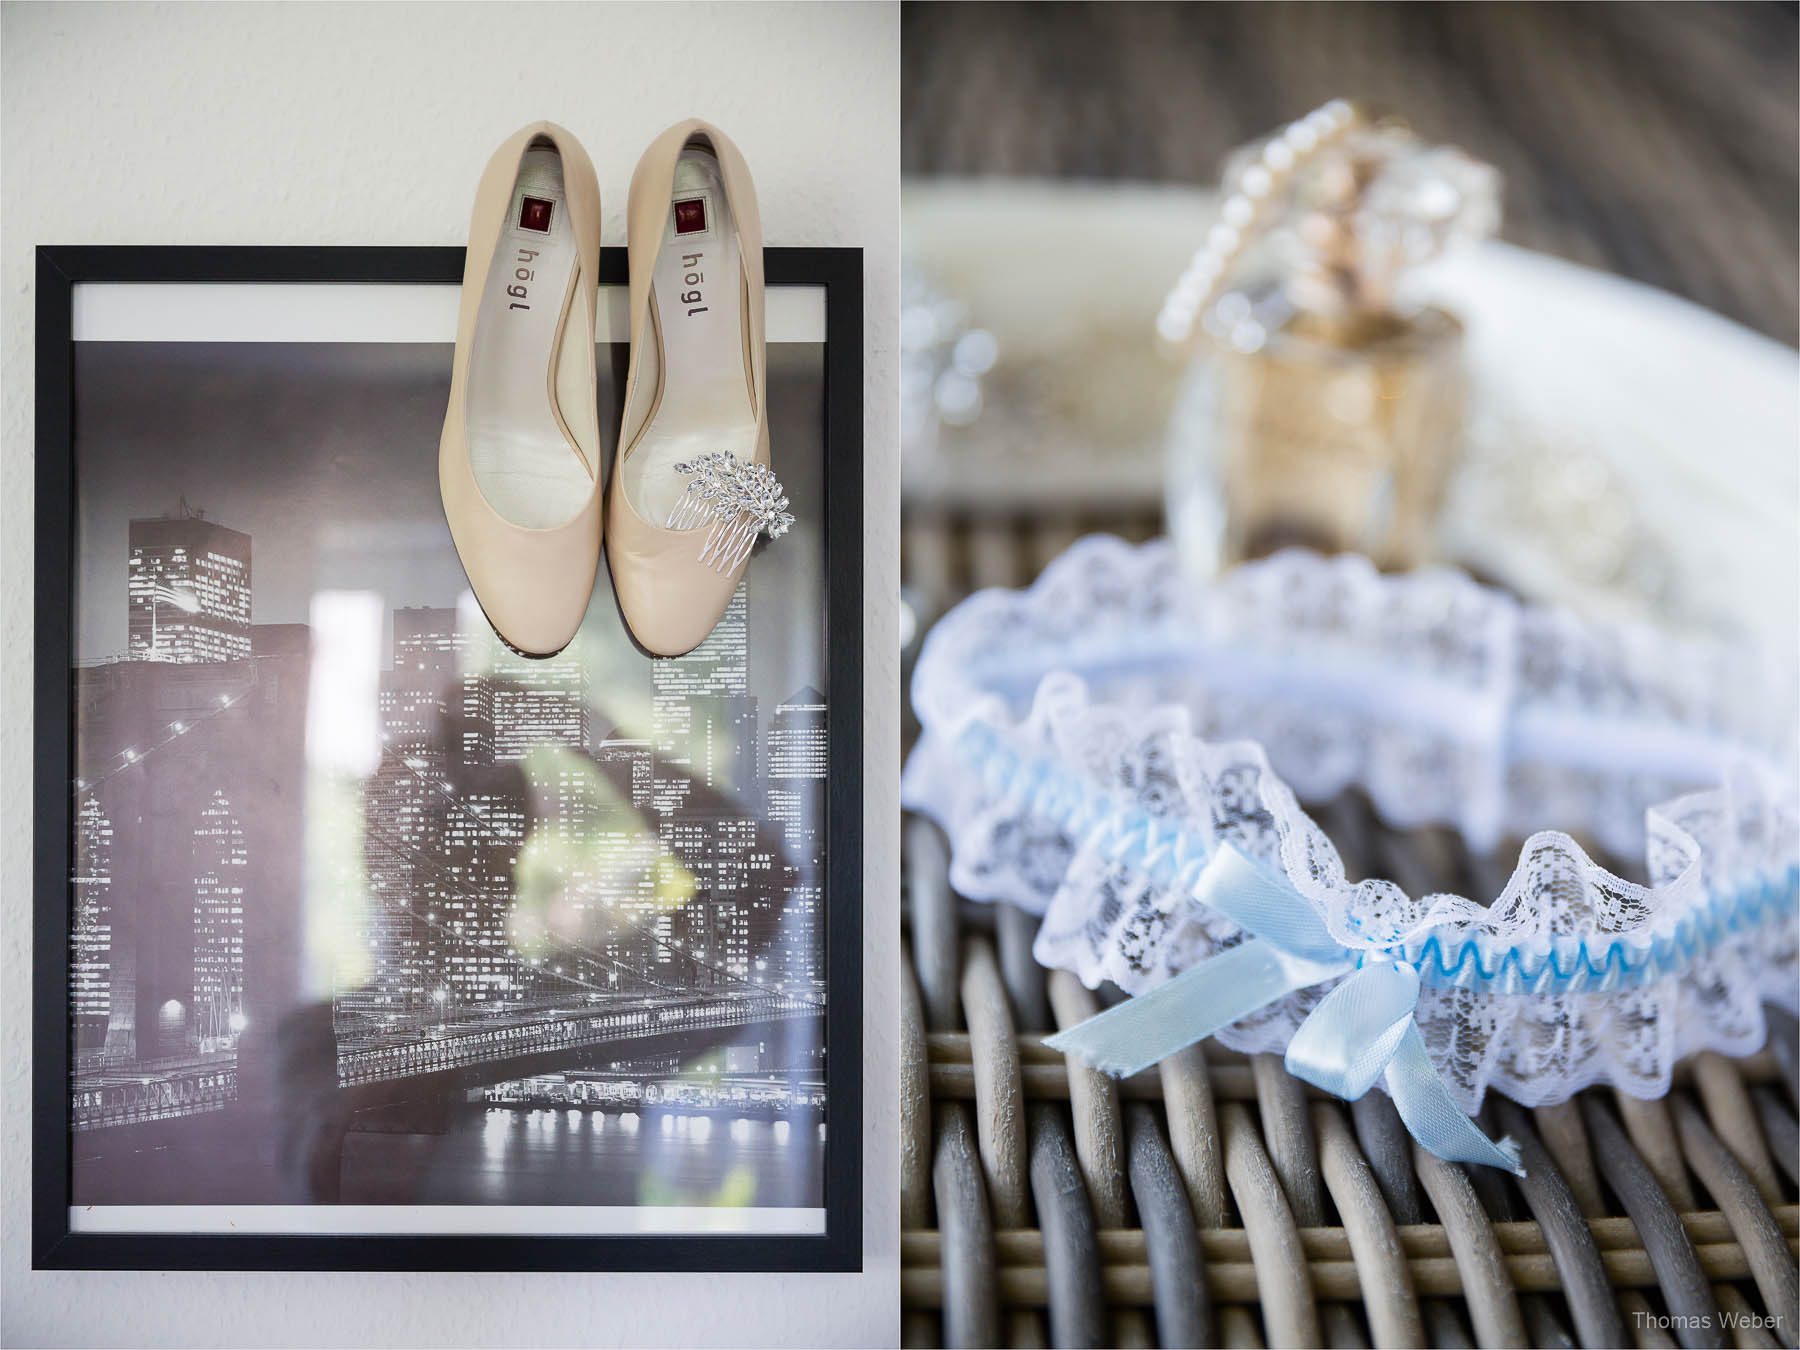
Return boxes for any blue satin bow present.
[1045,843,1524,1175]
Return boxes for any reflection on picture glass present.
[67,324,830,1232]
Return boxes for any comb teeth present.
[663,451,795,574]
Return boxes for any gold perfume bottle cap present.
[1163,103,1501,572]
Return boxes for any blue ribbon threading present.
[957,722,1798,997]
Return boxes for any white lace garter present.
[902,536,1798,1119]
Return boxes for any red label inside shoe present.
[674,199,707,235]
[519,196,555,233]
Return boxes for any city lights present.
[74,505,831,1141]
[127,513,250,663]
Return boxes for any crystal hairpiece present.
[902,536,1798,1171]
[665,451,794,573]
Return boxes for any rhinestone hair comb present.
[664,451,795,573]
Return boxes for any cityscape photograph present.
[65,337,833,1224]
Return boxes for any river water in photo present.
[338,1103,827,1208]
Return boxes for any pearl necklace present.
[1155,98,1362,349]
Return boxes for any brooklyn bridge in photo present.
[69,501,829,1203]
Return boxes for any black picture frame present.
[32,244,863,1272]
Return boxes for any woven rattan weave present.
[900,512,1799,1350]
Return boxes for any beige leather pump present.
[606,118,790,658]
[440,121,604,657]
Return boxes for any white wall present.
[0,3,899,1345]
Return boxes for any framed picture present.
[32,245,863,1270]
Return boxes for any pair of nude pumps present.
[440,118,788,659]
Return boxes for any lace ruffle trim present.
[901,537,1799,1106]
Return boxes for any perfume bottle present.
[1163,107,1499,576]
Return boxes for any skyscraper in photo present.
[647,586,773,989]
[127,507,251,663]
[191,788,247,1049]
[392,606,463,672]
[352,757,439,1024]
[650,586,756,812]
[490,648,590,764]
[70,795,114,1046]
[435,784,527,1003]
[383,606,465,754]
[356,626,452,1029]
[357,605,494,1022]
[766,689,828,991]
[588,734,664,980]
[650,587,751,700]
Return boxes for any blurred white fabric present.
[1432,241,1799,656]
[903,181,1800,657]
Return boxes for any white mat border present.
[73,282,826,344]
[71,1203,827,1236]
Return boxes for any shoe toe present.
[446,497,601,657]
[608,535,743,658]
[472,567,592,657]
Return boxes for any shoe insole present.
[467,147,592,530]
[622,146,759,526]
